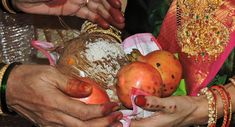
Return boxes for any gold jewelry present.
[198,87,217,127]
[79,0,89,8]
[219,85,232,127]
[81,21,122,43]
[0,64,9,114]
[229,78,235,87]
[1,0,16,14]
[211,85,232,127]
[177,0,229,61]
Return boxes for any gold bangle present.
[1,0,17,14]
[0,64,9,114]
[229,78,235,87]
[198,87,217,127]
[81,21,122,43]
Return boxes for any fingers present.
[86,2,111,29]
[65,77,93,98]
[13,93,121,126]
[135,95,177,113]
[80,0,124,29]
[131,116,159,127]
[75,7,107,28]
[57,111,123,127]
[54,74,93,98]
[54,66,93,98]
[101,0,125,29]
[43,111,123,127]
[107,0,122,9]
[57,96,120,120]
[84,112,123,127]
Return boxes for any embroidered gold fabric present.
[177,0,229,61]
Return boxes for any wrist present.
[5,64,22,108]
[186,96,209,125]
[1,62,21,115]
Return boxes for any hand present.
[130,95,209,127]
[6,64,123,127]
[13,0,125,29]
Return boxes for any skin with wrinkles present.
[6,65,122,127]
[132,82,235,127]
[13,0,125,29]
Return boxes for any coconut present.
[58,21,129,102]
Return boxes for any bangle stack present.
[0,62,21,115]
[198,87,217,127]
[1,0,20,14]
[198,84,232,127]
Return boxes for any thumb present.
[63,76,93,98]
[55,65,93,98]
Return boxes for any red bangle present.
[210,85,231,127]
[216,85,232,127]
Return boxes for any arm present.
[2,64,122,127]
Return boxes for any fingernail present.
[110,0,121,9]
[116,112,123,120]
[109,112,123,122]
[102,102,119,115]
[96,17,109,29]
[115,0,121,8]
[135,95,146,107]
[112,105,120,112]
[66,78,92,98]
[118,16,125,23]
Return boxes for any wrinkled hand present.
[130,95,209,127]
[13,0,125,29]
[6,64,122,127]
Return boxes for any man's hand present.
[6,64,122,127]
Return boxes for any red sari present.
[157,0,235,96]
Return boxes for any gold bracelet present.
[1,0,17,14]
[0,64,9,114]
[81,21,122,43]
[229,78,235,87]
[198,87,217,127]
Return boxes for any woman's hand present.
[6,64,122,127]
[130,95,209,127]
[12,0,125,29]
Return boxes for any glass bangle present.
[1,62,21,115]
